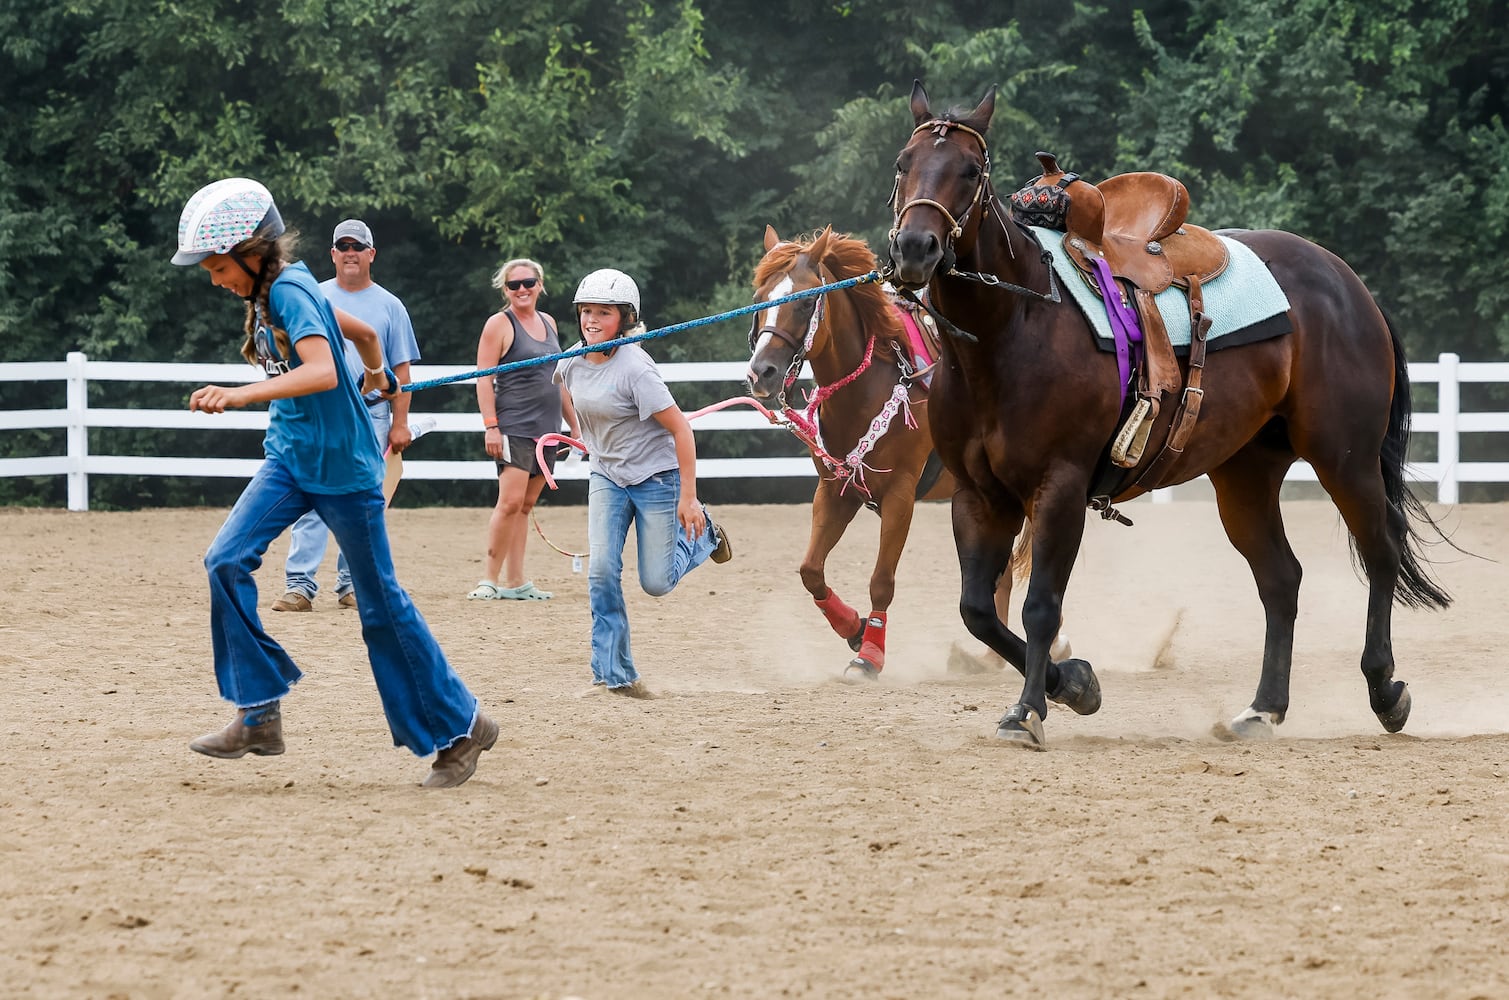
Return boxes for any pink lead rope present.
[533,389,907,501]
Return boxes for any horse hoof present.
[1377,682,1411,733]
[1213,707,1276,742]
[846,623,866,653]
[844,658,880,681]
[995,704,1046,749]
[1048,658,1101,716]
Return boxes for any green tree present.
[4,0,1504,506]
[1119,0,1509,358]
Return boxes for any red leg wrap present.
[854,611,888,672]
[815,589,862,641]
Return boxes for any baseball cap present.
[332,219,375,247]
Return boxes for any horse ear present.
[910,80,931,124]
[807,226,833,267]
[965,85,997,131]
[764,224,781,252]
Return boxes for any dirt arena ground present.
[2,497,1506,999]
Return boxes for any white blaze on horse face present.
[753,275,795,354]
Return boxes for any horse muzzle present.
[888,228,944,288]
[747,365,782,400]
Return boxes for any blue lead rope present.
[402,270,883,393]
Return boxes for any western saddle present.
[1017,152,1226,480]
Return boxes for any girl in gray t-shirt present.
[554,269,733,697]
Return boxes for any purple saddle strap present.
[1088,256,1144,408]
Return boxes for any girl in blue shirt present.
[172,177,495,788]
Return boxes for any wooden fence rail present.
[2,353,1507,510]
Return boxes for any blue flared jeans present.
[586,469,717,688]
[284,406,392,599]
[205,459,476,755]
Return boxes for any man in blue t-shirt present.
[272,219,423,612]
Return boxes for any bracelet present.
[364,364,385,375]
[484,422,499,430]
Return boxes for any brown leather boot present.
[422,712,498,789]
[189,702,285,759]
[710,523,733,564]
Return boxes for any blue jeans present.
[285,406,392,599]
[205,458,477,755]
[586,469,717,687]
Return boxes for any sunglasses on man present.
[333,240,370,253]
[504,277,539,290]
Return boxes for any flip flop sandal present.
[498,581,552,600]
[467,581,504,600]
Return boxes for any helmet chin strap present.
[231,250,267,303]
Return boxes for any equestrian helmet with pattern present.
[172,178,285,266]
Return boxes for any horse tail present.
[1010,520,1033,589]
[1376,311,1452,610]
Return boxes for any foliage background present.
[2,0,1505,506]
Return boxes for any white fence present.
[2,352,1507,510]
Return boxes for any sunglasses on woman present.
[333,240,370,253]
[504,277,539,290]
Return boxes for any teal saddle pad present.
[1029,226,1293,355]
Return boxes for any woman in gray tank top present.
[469,258,580,601]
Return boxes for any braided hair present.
[233,229,301,366]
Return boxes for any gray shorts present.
[494,434,556,477]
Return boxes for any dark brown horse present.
[887,82,1449,746]
[746,225,1063,677]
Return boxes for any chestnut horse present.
[746,225,1060,677]
[886,83,1449,747]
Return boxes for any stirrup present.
[1110,397,1155,467]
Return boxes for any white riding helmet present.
[172,177,284,266]
[572,268,640,316]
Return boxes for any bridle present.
[885,117,1061,326]
[888,119,992,250]
[746,256,913,502]
[750,263,829,408]
[749,287,824,359]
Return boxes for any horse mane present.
[753,230,904,364]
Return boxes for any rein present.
[406,270,880,394]
[780,333,902,500]
[534,397,865,496]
